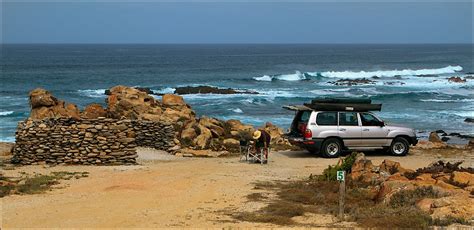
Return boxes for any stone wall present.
[12,117,175,165]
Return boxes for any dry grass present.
[233,178,468,227]
[0,171,89,197]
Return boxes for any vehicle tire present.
[390,137,409,156]
[321,138,343,158]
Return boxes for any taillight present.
[304,129,312,139]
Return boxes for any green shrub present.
[321,152,358,181]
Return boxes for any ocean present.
[1,44,473,142]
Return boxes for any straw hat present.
[252,130,262,140]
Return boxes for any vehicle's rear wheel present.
[390,137,409,156]
[321,138,343,158]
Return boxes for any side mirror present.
[379,121,385,127]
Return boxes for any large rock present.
[29,88,80,120]
[81,103,107,119]
[429,131,443,143]
[199,117,225,138]
[174,86,258,95]
[451,171,474,186]
[162,94,185,106]
[193,125,212,149]
[106,85,159,119]
[226,119,254,133]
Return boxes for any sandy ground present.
[1,147,473,228]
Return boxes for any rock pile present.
[19,85,294,161]
[348,153,474,220]
[12,117,175,165]
[29,88,81,120]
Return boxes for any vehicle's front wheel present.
[390,137,409,156]
[321,138,343,158]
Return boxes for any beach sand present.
[1,147,473,228]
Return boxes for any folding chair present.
[239,140,250,162]
[247,144,268,165]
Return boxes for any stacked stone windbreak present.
[12,117,175,165]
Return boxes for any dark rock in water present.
[435,130,446,134]
[449,132,461,137]
[104,89,111,95]
[441,137,450,142]
[393,75,403,79]
[447,76,466,83]
[174,86,258,95]
[464,75,474,79]
[465,72,474,75]
[417,74,438,77]
[441,133,448,136]
[384,81,405,86]
[464,118,474,123]
[371,76,380,79]
[327,78,376,86]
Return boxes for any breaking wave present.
[77,89,106,98]
[254,66,463,81]
[253,71,306,81]
[0,111,14,116]
[420,99,474,103]
[317,65,463,79]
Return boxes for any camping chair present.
[239,140,251,161]
[247,143,268,165]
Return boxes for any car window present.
[299,111,311,122]
[316,112,337,126]
[360,113,381,126]
[339,112,359,126]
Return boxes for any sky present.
[1,1,473,44]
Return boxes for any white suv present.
[284,103,418,158]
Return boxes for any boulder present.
[414,140,447,149]
[429,131,443,143]
[162,94,185,106]
[451,171,474,186]
[226,119,254,132]
[29,88,58,108]
[193,125,212,149]
[174,86,258,95]
[447,76,466,83]
[199,117,225,138]
[223,138,240,145]
[416,198,434,213]
[106,85,159,119]
[81,103,107,119]
[29,88,81,120]
[379,159,405,174]
[181,127,197,140]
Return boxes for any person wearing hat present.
[253,129,271,163]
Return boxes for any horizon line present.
[2,42,473,45]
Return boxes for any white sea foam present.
[420,99,474,103]
[319,65,463,79]
[78,89,106,98]
[253,71,306,82]
[0,111,14,116]
[155,87,176,94]
[229,108,243,113]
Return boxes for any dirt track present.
[2,148,473,228]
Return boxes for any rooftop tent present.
[310,98,372,104]
[303,102,382,112]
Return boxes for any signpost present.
[336,170,345,221]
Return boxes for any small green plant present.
[321,152,358,181]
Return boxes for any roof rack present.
[283,97,382,112]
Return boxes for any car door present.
[338,112,362,147]
[359,112,389,147]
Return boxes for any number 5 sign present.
[337,171,345,181]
